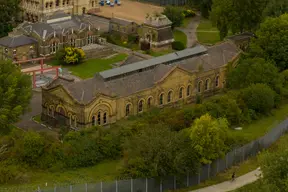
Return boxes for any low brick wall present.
[84,46,116,59]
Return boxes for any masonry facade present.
[41,41,240,129]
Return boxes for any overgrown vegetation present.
[55,47,86,65]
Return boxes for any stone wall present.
[82,44,115,59]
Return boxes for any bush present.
[183,9,196,17]
[240,84,276,115]
[172,41,185,50]
[56,47,85,65]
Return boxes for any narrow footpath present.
[191,168,262,192]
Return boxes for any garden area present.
[196,19,221,45]
[48,47,128,79]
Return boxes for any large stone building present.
[41,41,240,129]
[22,0,99,23]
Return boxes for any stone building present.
[109,17,139,37]
[139,15,174,51]
[22,0,99,23]
[41,41,241,129]
[0,11,99,60]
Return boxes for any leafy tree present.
[162,6,185,28]
[189,114,230,164]
[0,60,32,133]
[210,0,267,39]
[57,47,86,65]
[0,0,22,37]
[121,124,199,178]
[249,14,288,71]
[240,84,275,114]
[263,0,288,18]
[202,95,241,125]
[226,57,283,92]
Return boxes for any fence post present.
[242,147,245,161]
[131,178,133,192]
[101,181,103,192]
[208,164,210,179]
[70,185,72,192]
[116,180,118,192]
[186,172,189,187]
[145,178,148,192]
[85,183,88,192]
[226,154,228,169]
[160,178,163,192]
[54,185,57,192]
[198,167,201,184]
[216,159,219,173]
[174,176,176,190]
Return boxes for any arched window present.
[50,1,53,7]
[179,87,183,99]
[97,112,101,125]
[70,38,76,47]
[159,93,164,105]
[138,100,144,112]
[92,115,96,126]
[187,85,191,96]
[58,106,65,115]
[103,112,107,124]
[82,7,86,14]
[205,79,210,90]
[46,2,49,8]
[87,35,92,44]
[215,76,219,87]
[167,91,172,103]
[55,0,60,6]
[125,104,131,116]
[92,1,94,7]
[67,0,70,4]
[147,97,152,108]
[197,81,202,93]
[62,0,65,5]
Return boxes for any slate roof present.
[157,27,174,42]
[99,45,208,79]
[121,54,146,66]
[144,15,172,27]
[0,35,37,48]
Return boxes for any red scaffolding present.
[14,57,46,74]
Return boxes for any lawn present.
[0,160,122,192]
[65,54,128,79]
[196,19,221,45]
[181,17,193,28]
[148,49,174,57]
[173,29,188,47]
[33,114,41,123]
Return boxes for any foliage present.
[240,84,276,115]
[173,30,187,48]
[183,9,196,18]
[210,0,267,39]
[121,125,199,178]
[162,6,185,28]
[226,57,283,93]
[172,41,185,50]
[189,114,230,164]
[263,0,288,18]
[0,60,32,133]
[0,0,22,37]
[57,47,86,65]
[249,14,288,71]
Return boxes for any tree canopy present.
[189,114,230,164]
[249,14,288,71]
[263,0,288,18]
[210,0,267,39]
[0,0,21,37]
[0,60,32,133]
[162,6,185,28]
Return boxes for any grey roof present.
[110,17,134,26]
[45,41,240,104]
[99,45,208,79]
[121,54,146,66]
[157,27,174,42]
[48,11,70,20]
[0,35,37,48]
[144,15,172,27]
[21,15,88,40]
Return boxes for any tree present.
[0,60,32,133]
[226,57,283,92]
[57,47,86,65]
[0,0,22,37]
[249,14,288,71]
[240,84,275,114]
[189,114,230,164]
[263,0,288,18]
[210,0,267,39]
[162,6,185,28]
[121,124,199,178]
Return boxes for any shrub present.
[172,41,185,50]
[56,47,85,65]
[183,9,196,17]
[240,84,276,115]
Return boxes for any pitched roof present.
[45,41,240,104]
[110,17,134,26]
[0,35,37,48]
[144,15,172,27]
[99,45,208,79]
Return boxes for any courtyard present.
[94,0,164,23]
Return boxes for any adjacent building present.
[41,41,241,129]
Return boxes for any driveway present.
[177,15,201,48]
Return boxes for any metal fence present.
[13,119,288,192]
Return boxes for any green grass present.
[32,114,41,123]
[196,19,221,45]
[0,160,122,192]
[181,17,193,28]
[173,29,188,47]
[53,54,128,79]
[148,49,174,57]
